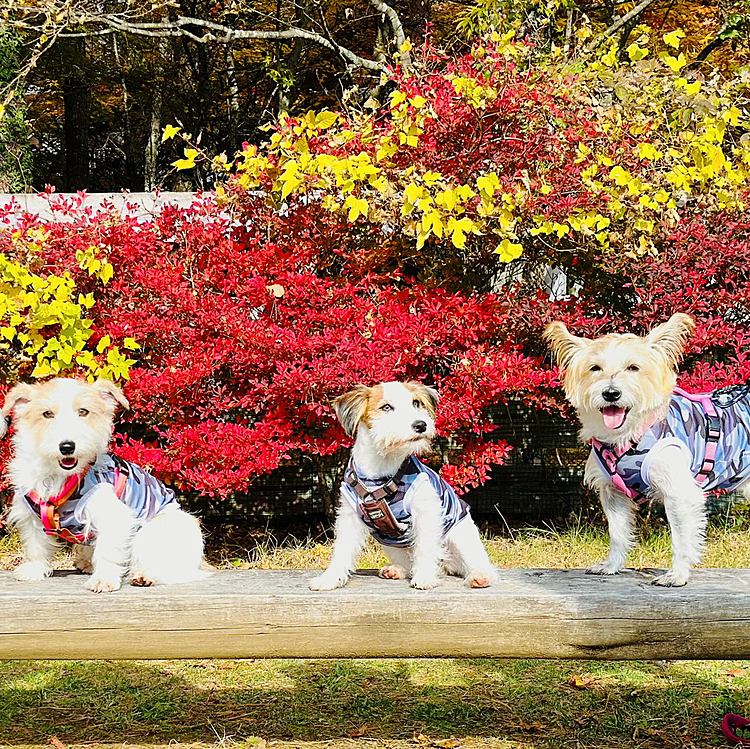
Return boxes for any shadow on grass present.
[0,658,747,747]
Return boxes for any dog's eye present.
[78,408,89,417]
[589,365,602,372]
[627,364,640,372]
[42,410,54,419]
[412,399,421,409]
[380,404,393,412]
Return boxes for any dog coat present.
[591,385,750,501]
[341,455,470,547]
[20,454,178,544]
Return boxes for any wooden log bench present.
[2,567,748,660]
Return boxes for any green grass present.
[3,516,750,748]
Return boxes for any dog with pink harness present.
[545,312,750,586]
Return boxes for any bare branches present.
[586,0,659,50]
[7,3,394,74]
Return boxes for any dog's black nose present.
[602,387,621,403]
[59,441,76,455]
[412,420,427,434]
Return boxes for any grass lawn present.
[1,516,750,749]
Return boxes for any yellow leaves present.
[495,239,523,262]
[637,142,663,160]
[676,77,701,96]
[663,53,687,73]
[343,195,369,222]
[172,148,198,171]
[477,172,500,198]
[663,29,685,49]
[447,217,479,249]
[421,210,444,239]
[626,43,649,62]
[609,166,632,186]
[161,124,181,142]
[376,136,398,162]
[435,188,457,212]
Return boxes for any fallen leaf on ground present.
[567,673,599,689]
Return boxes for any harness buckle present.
[706,414,721,443]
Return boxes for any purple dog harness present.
[590,384,750,502]
[341,455,470,548]
[21,454,178,544]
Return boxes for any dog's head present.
[1,377,129,475]
[333,381,438,458]
[543,313,695,441]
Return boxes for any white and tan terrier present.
[2,377,206,592]
[545,313,750,586]
[309,381,496,591]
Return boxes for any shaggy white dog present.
[2,377,206,592]
[310,381,496,591]
[545,313,750,586]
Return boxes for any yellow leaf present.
[609,166,632,186]
[343,196,369,222]
[477,173,500,197]
[423,171,442,187]
[410,95,427,109]
[100,263,114,284]
[161,124,181,142]
[676,77,701,96]
[31,360,53,379]
[97,335,111,354]
[172,148,198,171]
[663,29,685,49]
[626,43,648,62]
[663,53,687,72]
[495,239,523,262]
[399,39,413,53]
[637,143,662,160]
[315,111,338,130]
[0,326,15,341]
[123,337,140,350]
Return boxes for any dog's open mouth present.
[601,405,629,430]
[59,457,79,470]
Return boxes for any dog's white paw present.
[15,561,52,581]
[410,574,440,590]
[651,569,689,587]
[309,573,347,591]
[379,564,407,580]
[586,562,623,576]
[465,570,493,588]
[86,574,122,593]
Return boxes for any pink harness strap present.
[591,388,721,502]
[26,466,128,544]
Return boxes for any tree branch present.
[367,0,412,71]
[586,0,658,50]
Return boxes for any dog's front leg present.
[80,485,138,593]
[409,483,444,589]
[309,499,369,590]
[8,497,58,581]
[585,453,635,575]
[648,446,707,587]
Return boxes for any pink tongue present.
[602,406,627,430]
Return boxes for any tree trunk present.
[144,31,168,191]
[62,38,89,192]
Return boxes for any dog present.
[2,377,207,592]
[544,312,750,586]
[309,381,496,591]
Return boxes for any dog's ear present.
[407,381,439,417]
[93,378,130,412]
[644,313,695,367]
[333,385,370,437]
[0,383,35,438]
[543,322,588,370]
